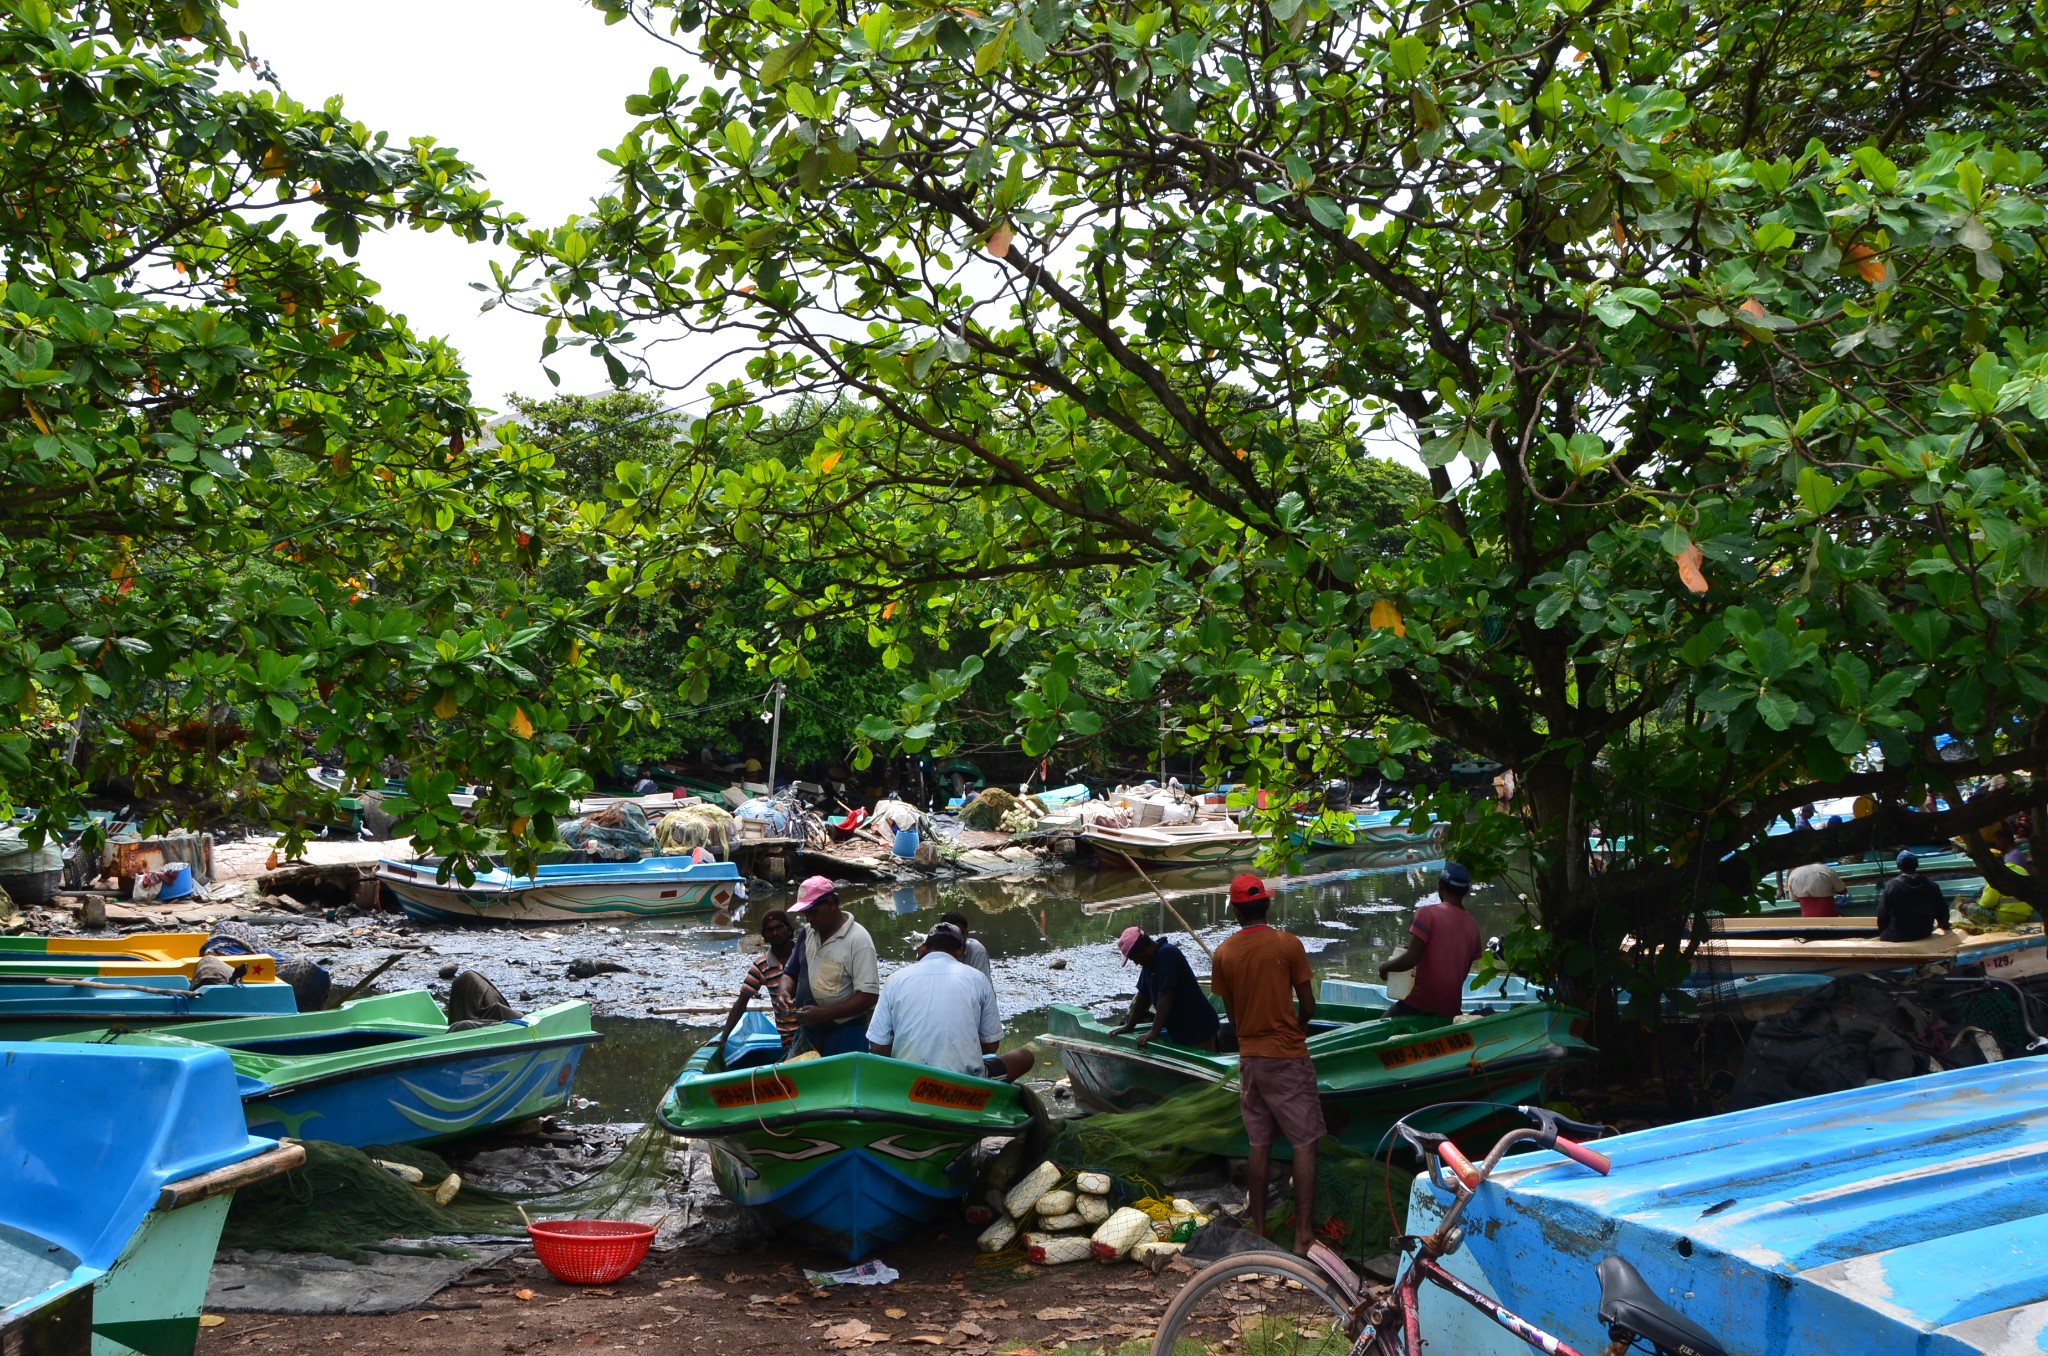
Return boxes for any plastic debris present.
[803,1261,900,1288]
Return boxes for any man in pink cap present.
[788,876,879,1056]
[1109,927,1218,1050]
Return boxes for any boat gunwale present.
[231,1027,600,1098]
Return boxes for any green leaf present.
[1304,196,1345,229]
[1753,689,1798,731]
[1387,34,1430,79]
[975,20,1013,76]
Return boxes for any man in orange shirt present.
[1210,872,1322,1254]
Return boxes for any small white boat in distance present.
[376,856,742,923]
[1082,821,1263,867]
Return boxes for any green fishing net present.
[1042,1082,1412,1259]
[221,1129,678,1261]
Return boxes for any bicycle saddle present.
[1596,1257,1729,1356]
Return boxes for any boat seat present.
[1596,1257,1728,1356]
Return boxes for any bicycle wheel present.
[1150,1252,1363,1356]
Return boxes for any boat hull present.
[1409,1059,2048,1356]
[1080,826,1262,867]
[0,974,299,1042]
[377,858,741,923]
[1042,1002,1593,1156]
[1693,925,2047,980]
[659,1019,1044,1260]
[59,992,600,1147]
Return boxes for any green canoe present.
[658,1013,1049,1260]
[1041,999,1594,1156]
[54,990,600,1147]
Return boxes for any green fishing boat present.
[56,990,599,1147]
[658,1013,1049,1260]
[1041,999,1593,1155]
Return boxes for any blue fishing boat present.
[657,1012,1049,1260]
[1408,1057,2048,1355]
[1,1042,302,1356]
[1299,807,1444,851]
[0,971,299,1040]
[67,991,600,1147]
[376,855,743,923]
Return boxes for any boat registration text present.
[908,1077,993,1111]
[709,1075,799,1108]
[1378,1031,1476,1069]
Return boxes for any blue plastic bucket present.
[156,861,194,901]
[892,828,920,858]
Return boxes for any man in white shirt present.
[868,924,1032,1080]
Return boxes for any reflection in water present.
[569,848,1533,1122]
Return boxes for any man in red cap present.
[1209,872,1321,1254]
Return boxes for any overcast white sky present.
[233,0,670,409]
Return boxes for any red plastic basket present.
[526,1220,656,1285]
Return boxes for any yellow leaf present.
[1674,543,1708,594]
[1846,242,1885,284]
[881,601,896,620]
[1369,599,1406,636]
[568,639,583,664]
[24,399,49,435]
[510,815,530,837]
[434,690,458,720]
[1738,298,1766,321]
[198,1315,226,1329]
[820,450,842,474]
[986,222,1015,259]
[510,707,535,739]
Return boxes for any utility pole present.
[1158,699,1167,783]
[765,681,786,792]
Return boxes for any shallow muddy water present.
[559,845,1529,1123]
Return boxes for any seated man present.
[1877,852,1950,942]
[868,923,1033,1080]
[1111,927,1220,1050]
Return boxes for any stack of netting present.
[655,803,736,857]
[1039,1080,1412,1259]
[558,802,655,860]
[221,1129,677,1261]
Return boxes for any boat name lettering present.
[908,1077,993,1111]
[1378,1031,1475,1069]
[709,1075,799,1108]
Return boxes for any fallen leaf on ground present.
[198,1316,226,1329]
[951,1322,985,1337]
[826,1321,872,1341]
[907,1336,948,1345]
[1034,1307,1088,1321]
[514,1289,535,1302]
[886,1308,907,1319]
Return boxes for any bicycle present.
[1149,1105,1729,1356]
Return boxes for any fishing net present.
[1040,1082,1412,1259]
[558,803,656,859]
[960,789,1020,831]
[221,1129,678,1261]
[655,803,735,856]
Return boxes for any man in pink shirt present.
[1377,863,1483,1018]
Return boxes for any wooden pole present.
[1115,851,1215,960]
[326,951,405,1009]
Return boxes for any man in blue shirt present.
[868,923,1033,1079]
[1112,927,1221,1050]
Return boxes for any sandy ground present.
[196,1238,1189,1356]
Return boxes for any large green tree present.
[513,0,2048,1000]
[0,0,632,866]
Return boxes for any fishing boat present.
[1300,807,1446,851]
[1040,1000,1592,1155]
[1320,973,1547,1011]
[0,972,299,1040]
[1690,921,2047,982]
[375,854,743,923]
[0,932,277,984]
[658,1012,1049,1260]
[1081,821,1263,867]
[1,1041,303,1356]
[63,990,599,1147]
[1408,1057,2048,1355]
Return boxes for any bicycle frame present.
[1356,1118,1629,1356]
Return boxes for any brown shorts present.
[1238,1056,1326,1149]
